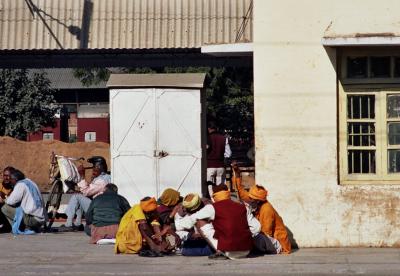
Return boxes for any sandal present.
[139,249,164,257]
[208,252,228,260]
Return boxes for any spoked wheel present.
[45,179,63,230]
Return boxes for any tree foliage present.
[73,66,253,140]
[162,66,254,140]
[0,69,59,140]
[73,68,111,87]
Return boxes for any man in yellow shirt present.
[232,163,292,254]
[0,167,15,233]
[115,197,163,256]
[0,167,14,200]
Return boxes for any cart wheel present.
[45,179,63,230]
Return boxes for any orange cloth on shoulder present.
[212,190,231,202]
[249,185,268,201]
[140,197,157,212]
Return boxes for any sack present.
[57,157,81,184]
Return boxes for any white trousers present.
[207,167,226,200]
[207,167,226,185]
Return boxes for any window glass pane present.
[347,123,375,146]
[64,104,77,113]
[388,150,400,173]
[347,57,367,78]
[370,57,391,78]
[69,134,77,143]
[85,132,96,142]
[43,133,54,141]
[394,57,400,77]
[347,95,375,119]
[387,94,400,118]
[388,122,400,145]
[348,150,376,174]
[78,103,109,118]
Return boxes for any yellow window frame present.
[339,85,400,185]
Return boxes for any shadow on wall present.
[323,45,338,74]
[286,227,299,251]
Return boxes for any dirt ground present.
[0,136,110,191]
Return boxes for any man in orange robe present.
[232,163,291,254]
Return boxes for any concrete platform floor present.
[0,232,399,276]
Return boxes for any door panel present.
[158,155,202,198]
[110,89,157,203]
[157,89,202,196]
[113,155,156,203]
[111,89,154,153]
[157,90,201,155]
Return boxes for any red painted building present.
[27,69,110,143]
[28,120,62,141]
[77,118,109,143]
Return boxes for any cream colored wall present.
[254,0,400,247]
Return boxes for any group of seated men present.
[0,162,291,260]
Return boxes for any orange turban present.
[140,197,157,212]
[212,190,231,202]
[159,188,180,207]
[249,185,268,201]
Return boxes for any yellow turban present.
[182,193,201,211]
[249,185,268,201]
[159,188,180,207]
[212,190,231,202]
[140,197,158,212]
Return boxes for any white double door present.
[110,88,202,204]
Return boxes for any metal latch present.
[153,150,169,158]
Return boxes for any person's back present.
[115,197,161,255]
[206,121,229,188]
[257,201,291,254]
[114,204,143,253]
[207,131,226,168]
[85,183,130,244]
[212,198,253,252]
[86,188,130,227]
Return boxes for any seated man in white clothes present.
[0,169,46,233]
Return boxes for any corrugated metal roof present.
[0,0,253,50]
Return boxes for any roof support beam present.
[201,43,253,56]
[322,36,400,47]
